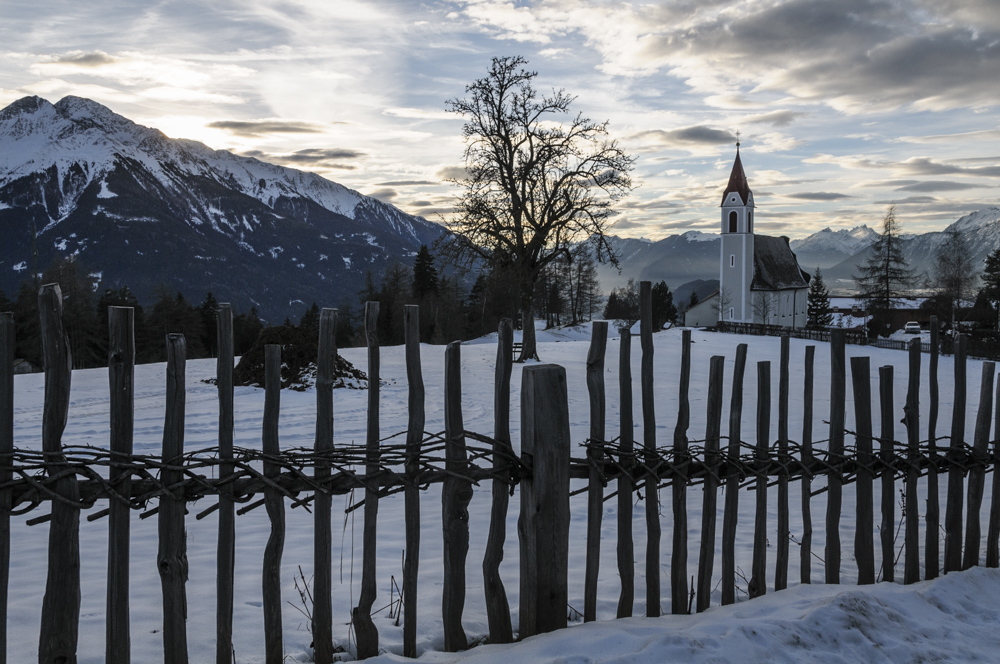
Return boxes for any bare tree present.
[933,228,979,331]
[752,291,777,325]
[713,287,734,322]
[444,56,635,361]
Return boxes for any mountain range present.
[1,96,997,322]
[0,96,444,321]
[599,207,1000,299]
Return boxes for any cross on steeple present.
[735,130,741,148]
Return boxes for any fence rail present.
[717,320,1000,361]
[1,283,999,664]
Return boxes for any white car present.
[903,322,922,334]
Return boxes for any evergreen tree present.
[198,292,220,358]
[233,306,264,357]
[689,291,699,308]
[13,282,41,368]
[41,257,102,369]
[603,278,640,329]
[0,287,10,313]
[412,245,439,298]
[854,205,914,337]
[807,268,833,329]
[650,280,677,329]
[978,246,1000,329]
[299,302,321,337]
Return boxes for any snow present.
[96,180,117,199]
[4,327,999,662]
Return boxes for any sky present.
[0,0,997,240]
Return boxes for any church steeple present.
[721,141,752,206]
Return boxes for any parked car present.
[904,321,922,334]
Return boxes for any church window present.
[748,210,753,233]
[729,307,734,320]
[728,211,738,233]
[730,254,735,268]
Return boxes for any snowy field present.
[6,324,1000,663]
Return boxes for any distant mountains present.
[0,96,444,321]
[604,207,1000,298]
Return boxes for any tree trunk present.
[517,290,539,362]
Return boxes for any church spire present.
[721,140,751,206]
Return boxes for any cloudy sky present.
[1,0,997,239]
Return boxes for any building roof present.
[751,235,810,291]
[721,147,752,206]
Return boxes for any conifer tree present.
[651,280,677,329]
[412,245,439,298]
[854,205,913,336]
[807,267,833,329]
[978,246,1000,329]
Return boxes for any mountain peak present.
[0,96,55,122]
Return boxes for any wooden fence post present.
[585,321,608,622]
[0,312,12,663]
[963,361,996,569]
[639,281,660,617]
[671,329,691,613]
[262,345,285,664]
[353,302,380,659]
[775,336,789,592]
[484,319,513,644]
[801,346,815,584]
[314,309,337,663]
[851,356,875,585]
[159,333,188,664]
[988,375,1000,568]
[402,306,423,657]
[107,307,134,664]
[721,343,747,605]
[903,343,920,584]
[826,329,846,584]
[38,283,81,664]
[518,364,570,638]
[926,316,941,579]
[880,365,897,583]
[749,361,770,599]
[696,356,725,612]
[216,303,235,664]
[944,334,967,573]
[616,329,634,619]
[442,341,471,652]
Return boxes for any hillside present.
[0,96,444,321]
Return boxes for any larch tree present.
[444,55,634,361]
[807,267,833,329]
[933,228,979,331]
[854,205,914,337]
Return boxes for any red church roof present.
[721,148,752,206]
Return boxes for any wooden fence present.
[1,281,1000,664]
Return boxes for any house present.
[684,289,719,327]
[718,145,810,328]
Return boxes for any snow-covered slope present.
[789,225,878,269]
[0,96,444,319]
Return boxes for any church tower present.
[719,143,755,322]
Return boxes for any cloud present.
[894,181,983,192]
[383,107,455,120]
[377,180,437,186]
[208,120,324,137]
[741,110,805,127]
[366,187,398,202]
[435,165,469,181]
[49,51,117,67]
[783,192,853,201]
[897,128,1000,143]
[631,126,734,149]
[239,148,362,170]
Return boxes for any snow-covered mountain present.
[0,96,444,320]
[600,208,999,298]
[789,225,879,269]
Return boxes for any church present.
[687,145,810,328]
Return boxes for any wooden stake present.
[483,319,513,644]
[963,361,995,569]
[749,361,770,599]
[107,307,134,664]
[616,329,634,619]
[671,329,691,613]
[851,356,875,585]
[722,343,747,605]
[697,356,725,612]
[801,346,815,584]
[262,345,284,664]
[639,281,660,617]
[826,330,846,584]
[944,334,967,573]
[314,308,337,663]
[585,321,608,622]
[926,317,941,579]
[216,303,235,664]
[775,336,789,592]
[442,341,471,651]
